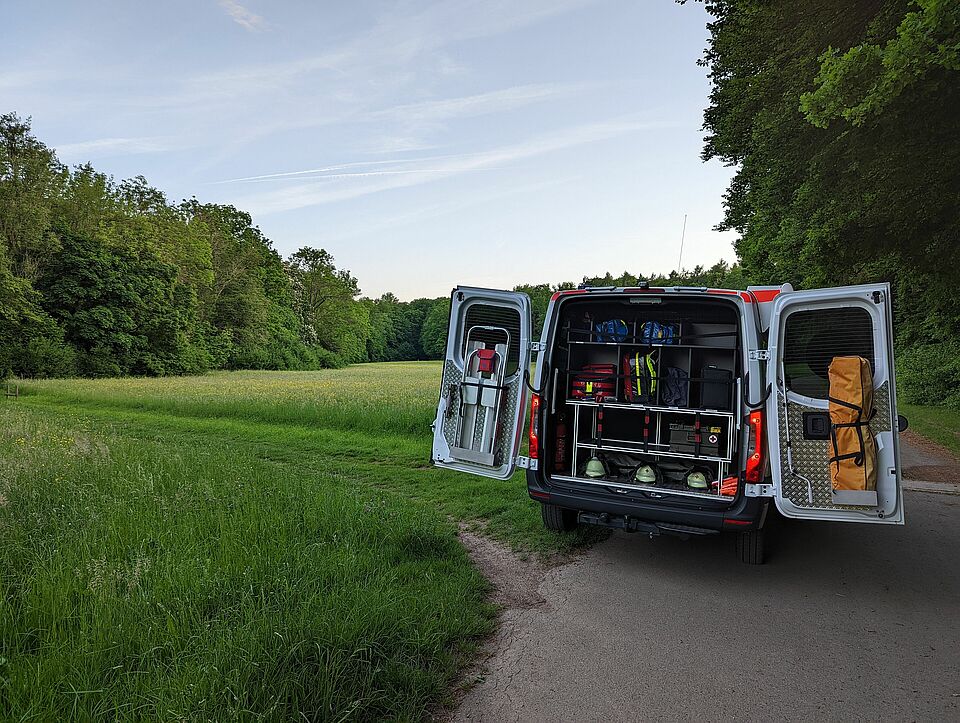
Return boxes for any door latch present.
[528,341,546,352]
[744,483,774,497]
[748,349,770,362]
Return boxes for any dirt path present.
[453,438,960,722]
[900,429,959,484]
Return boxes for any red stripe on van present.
[750,289,782,303]
[550,289,588,302]
[707,289,752,302]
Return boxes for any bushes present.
[0,256,76,378]
[14,335,77,378]
[897,341,960,410]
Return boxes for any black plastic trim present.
[527,469,765,530]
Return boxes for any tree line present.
[0,113,450,378]
[0,113,746,381]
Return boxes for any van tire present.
[736,530,765,565]
[541,504,578,532]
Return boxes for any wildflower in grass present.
[125,555,151,594]
[86,557,111,594]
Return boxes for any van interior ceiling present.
[543,296,743,501]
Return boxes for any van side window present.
[462,303,523,376]
[782,307,874,399]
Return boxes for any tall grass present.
[0,407,491,719]
[2,364,598,720]
[21,364,440,437]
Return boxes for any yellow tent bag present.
[828,356,877,494]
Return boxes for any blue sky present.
[3,0,736,300]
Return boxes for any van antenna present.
[676,213,687,273]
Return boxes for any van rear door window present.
[782,307,874,399]
[462,303,523,376]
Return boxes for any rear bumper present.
[527,469,767,531]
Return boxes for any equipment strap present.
[596,402,604,448]
[635,352,642,399]
[828,400,869,470]
[694,413,702,457]
[459,379,510,391]
[645,354,657,399]
[827,395,862,414]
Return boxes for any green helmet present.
[634,464,658,485]
[585,456,607,478]
[685,470,709,489]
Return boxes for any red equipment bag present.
[570,364,616,401]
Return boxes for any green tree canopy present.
[691,0,960,405]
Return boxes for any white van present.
[432,283,905,564]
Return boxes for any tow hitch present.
[577,512,719,540]
[578,512,662,536]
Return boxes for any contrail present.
[211,152,481,184]
[236,169,465,184]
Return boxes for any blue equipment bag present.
[594,319,629,342]
[640,321,678,345]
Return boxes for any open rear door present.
[432,287,532,480]
[766,283,904,523]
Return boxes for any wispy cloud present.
[0,69,59,90]
[6,0,607,178]
[356,136,438,155]
[194,82,585,175]
[235,116,666,215]
[157,1,595,108]
[367,83,586,125]
[218,0,266,32]
[54,136,183,160]
[333,175,579,241]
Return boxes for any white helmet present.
[685,469,710,489]
[634,464,659,485]
[585,456,607,478]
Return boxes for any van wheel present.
[736,530,765,565]
[541,504,578,532]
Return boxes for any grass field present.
[899,403,960,457]
[1,364,597,720]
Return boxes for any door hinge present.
[872,290,884,304]
[749,349,770,362]
[528,341,546,353]
[744,483,774,497]
[516,456,538,470]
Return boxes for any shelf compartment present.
[565,340,729,350]
[575,440,732,464]
[551,474,735,501]
[567,398,735,419]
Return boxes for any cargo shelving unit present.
[550,320,741,499]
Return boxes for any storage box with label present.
[668,422,723,457]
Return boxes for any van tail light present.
[745,409,765,483]
[529,394,541,459]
